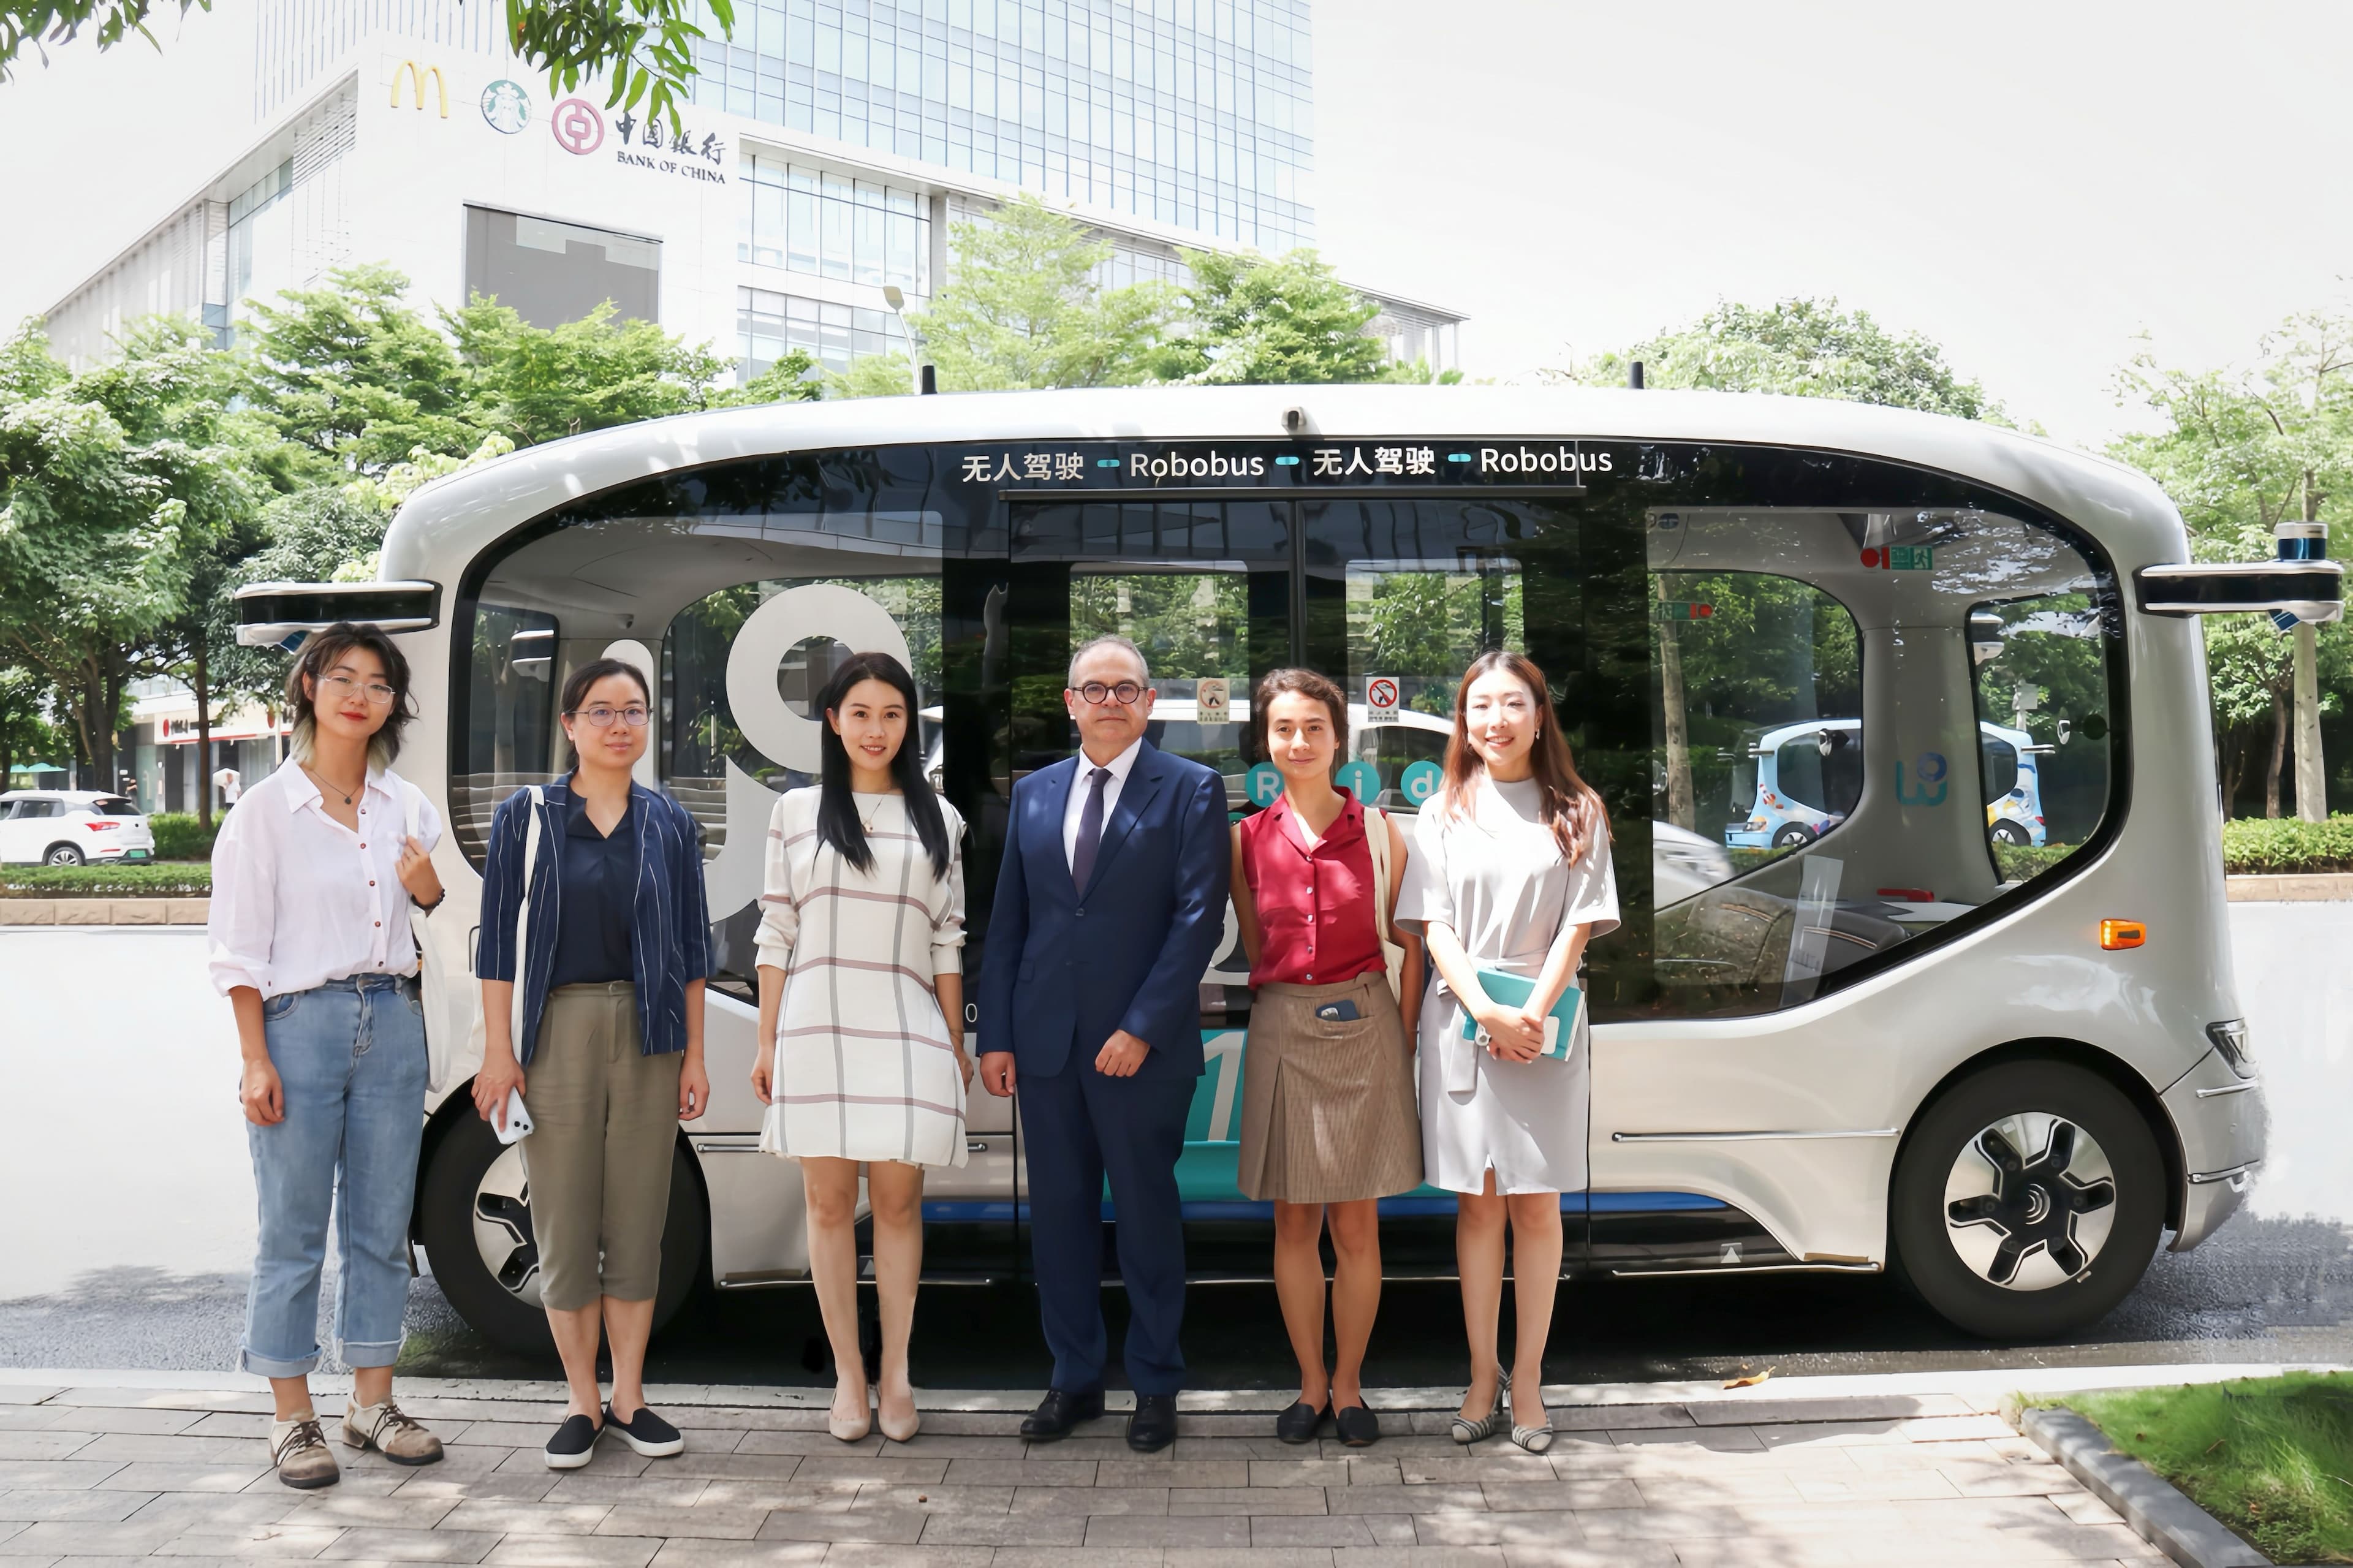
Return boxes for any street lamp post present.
[881,285,926,396]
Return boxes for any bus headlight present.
[2205,1019,2254,1078]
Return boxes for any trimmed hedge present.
[2221,814,2353,875]
[146,811,220,861]
[0,863,213,898]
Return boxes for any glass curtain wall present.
[688,0,1315,252]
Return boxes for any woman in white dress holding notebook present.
[1392,650,1618,1456]
[751,651,971,1447]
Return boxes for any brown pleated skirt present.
[1237,972,1425,1205]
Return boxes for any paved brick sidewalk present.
[0,1383,2163,1566]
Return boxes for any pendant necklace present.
[302,762,362,806]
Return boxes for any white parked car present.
[0,791,156,866]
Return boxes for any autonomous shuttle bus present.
[239,386,2338,1348]
[1726,718,2050,852]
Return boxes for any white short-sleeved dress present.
[1392,776,1620,1195]
[754,787,970,1168]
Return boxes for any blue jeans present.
[241,975,427,1377]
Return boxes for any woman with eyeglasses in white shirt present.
[207,623,450,1490]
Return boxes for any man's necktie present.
[1070,765,1112,892]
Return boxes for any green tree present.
[823,352,920,401]
[447,297,738,445]
[716,347,826,407]
[0,659,56,789]
[240,263,477,476]
[910,195,1178,391]
[1156,248,1393,385]
[2110,312,2353,817]
[4,0,732,132]
[1564,297,2012,422]
[0,318,260,787]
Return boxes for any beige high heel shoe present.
[877,1382,920,1444]
[827,1381,872,1443]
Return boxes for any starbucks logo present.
[480,79,531,135]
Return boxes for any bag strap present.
[509,786,544,1044]
[1364,805,1395,944]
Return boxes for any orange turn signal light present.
[2099,918,2147,951]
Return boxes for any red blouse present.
[1238,789,1385,988]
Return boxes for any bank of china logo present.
[480,79,530,135]
[550,97,604,155]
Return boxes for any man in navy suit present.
[977,634,1230,1452]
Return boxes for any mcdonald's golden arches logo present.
[390,59,449,116]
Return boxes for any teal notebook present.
[1458,965,1582,1061]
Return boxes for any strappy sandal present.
[1450,1368,1509,1445]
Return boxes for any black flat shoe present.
[1020,1388,1105,1441]
[1274,1399,1327,1444]
[1333,1403,1381,1447]
[1127,1393,1177,1453]
[542,1413,602,1471]
[604,1403,684,1458]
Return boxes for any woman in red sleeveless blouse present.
[1230,668,1425,1448]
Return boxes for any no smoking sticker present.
[1363,676,1401,726]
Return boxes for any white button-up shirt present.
[1061,737,1143,872]
[206,761,444,998]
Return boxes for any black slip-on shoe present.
[604,1402,685,1458]
[1334,1402,1381,1447]
[1274,1399,1327,1444]
[543,1413,603,1470]
[1127,1393,1178,1453]
[1020,1387,1105,1440]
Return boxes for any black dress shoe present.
[1274,1399,1327,1444]
[1127,1393,1177,1452]
[1020,1388,1105,1440]
[1333,1402,1381,1447]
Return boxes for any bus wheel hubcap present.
[472,1145,545,1308]
[1941,1113,2117,1290]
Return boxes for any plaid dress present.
[755,786,969,1167]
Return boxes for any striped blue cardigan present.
[477,778,713,1066]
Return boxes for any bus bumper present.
[2161,1048,2267,1252]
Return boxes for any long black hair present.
[815,651,953,877]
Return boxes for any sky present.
[4,0,2352,451]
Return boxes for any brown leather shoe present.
[341,1398,444,1466]
[269,1414,340,1489]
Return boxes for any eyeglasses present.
[570,705,651,729]
[1074,681,1145,706]
[320,673,396,706]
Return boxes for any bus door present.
[997,493,1291,1274]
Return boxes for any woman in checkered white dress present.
[749,651,971,1445]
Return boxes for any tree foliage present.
[2109,312,2353,815]
[1564,297,2012,423]
[1157,248,1393,385]
[909,195,1178,392]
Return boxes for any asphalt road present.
[4,922,2347,1390]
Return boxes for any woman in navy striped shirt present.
[472,658,713,1471]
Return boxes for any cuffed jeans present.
[240,974,426,1378]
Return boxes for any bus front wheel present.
[417,1107,709,1355]
[1890,1061,2164,1340]
[1770,824,1814,849]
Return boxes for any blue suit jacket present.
[977,741,1230,1078]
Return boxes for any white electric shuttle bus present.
[238,385,2335,1352]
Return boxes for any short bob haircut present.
[284,622,417,773]
[558,658,654,771]
[1250,667,1349,773]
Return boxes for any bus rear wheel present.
[417,1107,708,1356]
[1990,821,2031,846]
[1891,1060,2163,1339]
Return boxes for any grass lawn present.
[2069,1373,2353,1565]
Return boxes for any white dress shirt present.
[1061,737,1144,871]
[207,761,444,998]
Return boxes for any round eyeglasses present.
[1074,681,1145,706]
[569,705,651,729]
[319,673,397,706]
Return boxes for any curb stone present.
[2020,1404,2272,1567]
